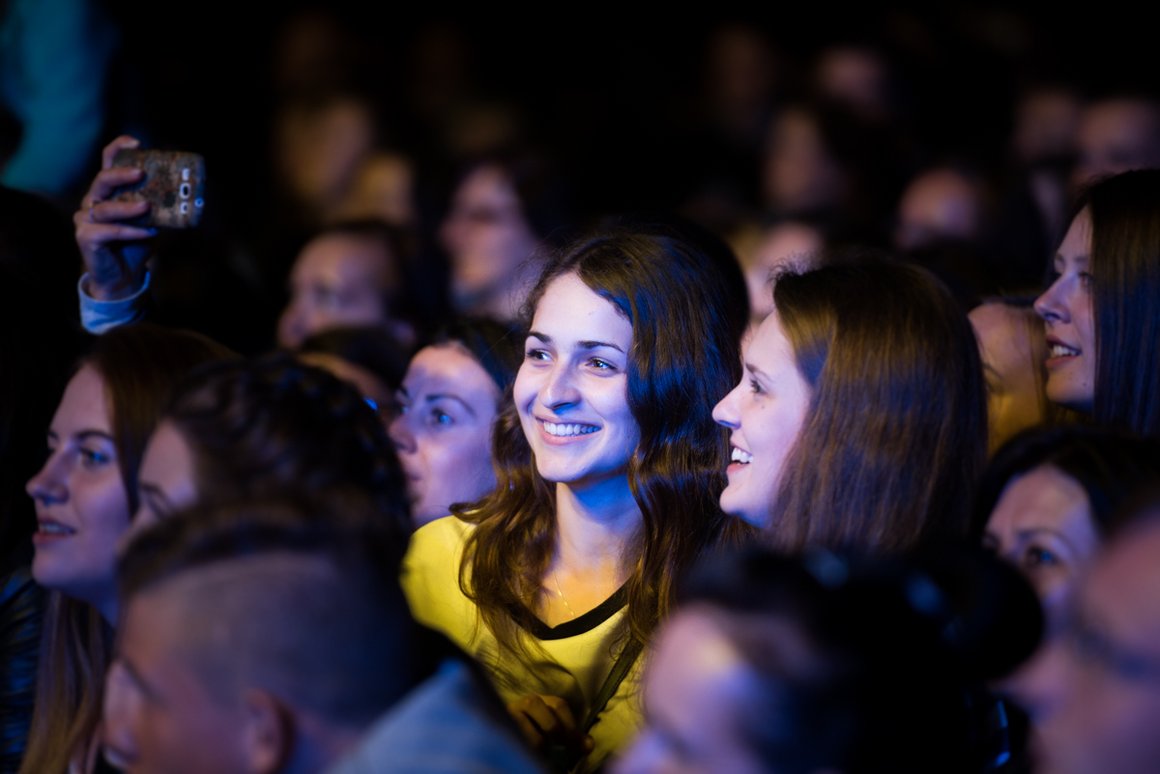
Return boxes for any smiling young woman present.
[713,252,988,553]
[1034,168,1160,437]
[401,217,753,772]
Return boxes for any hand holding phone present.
[108,149,206,229]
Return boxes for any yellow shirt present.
[401,515,643,773]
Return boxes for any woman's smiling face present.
[712,308,812,527]
[513,272,639,491]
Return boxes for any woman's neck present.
[552,477,640,575]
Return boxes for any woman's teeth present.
[731,447,753,464]
[544,422,598,437]
[1050,343,1080,358]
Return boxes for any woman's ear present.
[242,689,294,774]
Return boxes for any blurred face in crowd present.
[895,167,985,251]
[104,573,262,774]
[278,233,394,349]
[26,364,130,620]
[439,164,539,318]
[969,301,1049,455]
[1071,98,1160,194]
[984,464,1100,632]
[1035,207,1096,413]
[1032,518,1160,774]
[742,221,822,327]
[713,309,812,526]
[613,607,784,774]
[389,343,502,526]
[763,107,847,216]
[984,464,1098,749]
[132,419,200,535]
[514,273,639,492]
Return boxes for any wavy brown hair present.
[768,253,988,553]
[456,217,755,658]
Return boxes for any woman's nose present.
[388,412,416,453]
[26,453,66,505]
[712,382,743,429]
[1034,277,1070,324]
[541,363,581,410]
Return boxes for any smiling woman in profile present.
[1034,168,1160,437]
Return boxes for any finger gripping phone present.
[110,149,207,229]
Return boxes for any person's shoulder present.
[402,515,475,598]
[409,514,476,551]
[325,651,548,773]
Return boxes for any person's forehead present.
[296,234,390,280]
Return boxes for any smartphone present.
[110,148,207,229]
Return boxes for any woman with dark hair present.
[974,424,1160,771]
[389,316,522,527]
[402,221,752,772]
[19,322,235,774]
[1034,168,1160,437]
[713,252,988,553]
[437,147,580,324]
[296,322,413,414]
[613,541,1041,774]
[129,351,409,537]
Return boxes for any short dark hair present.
[428,316,524,397]
[162,351,410,532]
[676,541,1042,774]
[117,494,416,725]
[971,423,1160,540]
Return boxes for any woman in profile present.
[1034,168,1160,437]
[19,322,234,774]
[712,251,988,552]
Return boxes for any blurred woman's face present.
[132,419,199,534]
[612,608,771,774]
[389,344,502,526]
[969,301,1049,455]
[438,164,540,317]
[712,308,812,527]
[983,463,1101,731]
[25,365,130,619]
[984,463,1100,631]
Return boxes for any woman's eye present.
[525,349,550,362]
[1079,271,1094,289]
[428,409,454,427]
[589,357,615,371]
[79,447,112,468]
[748,378,764,395]
[1024,545,1058,569]
[310,286,343,309]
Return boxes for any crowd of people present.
[4,6,1160,774]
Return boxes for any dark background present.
[103,3,1160,230]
